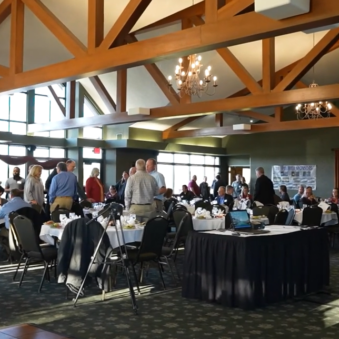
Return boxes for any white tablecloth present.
[294,211,338,226]
[40,224,143,249]
[178,203,195,214]
[193,217,224,231]
[250,216,269,225]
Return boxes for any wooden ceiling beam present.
[48,85,66,116]
[22,0,87,58]
[274,27,339,92]
[0,0,11,26]
[125,34,180,105]
[275,106,283,122]
[10,0,24,75]
[65,81,76,119]
[89,76,116,112]
[0,65,9,77]
[116,69,127,112]
[99,0,152,50]
[180,18,192,104]
[1,0,339,93]
[235,110,275,123]
[205,0,219,23]
[88,0,104,53]
[215,113,223,127]
[262,38,275,92]
[218,0,254,20]
[162,116,203,139]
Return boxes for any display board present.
[271,165,316,190]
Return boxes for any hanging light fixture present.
[295,34,332,119]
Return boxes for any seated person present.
[180,185,195,202]
[300,186,318,206]
[0,189,32,237]
[217,186,234,210]
[239,184,252,201]
[105,185,119,202]
[293,185,304,204]
[164,188,173,200]
[279,185,290,202]
[328,187,339,204]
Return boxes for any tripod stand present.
[73,204,138,314]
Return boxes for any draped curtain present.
[335,150,339,188]
[0,155,66,170]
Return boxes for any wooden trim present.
[116,69,127,112]
[205,0,218,23]
[0,0,11,26]
[87,0,104,53]
[0,65,9,77]
[262,38,275,92]
[48,85,66,116]
[99,0,152,50]
[65,81,76,119]
[215,113,223,127]
[22,0,87,58]
[275,107,283,122]
[1,0,339,93]
[89,76,116,112]
[162,116,202,139]
[218,0,254,20]
[10,0,24,75]
[274,27,339,92]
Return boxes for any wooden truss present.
[0,0,339,137]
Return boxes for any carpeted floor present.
[0,250,339,339]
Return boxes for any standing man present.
[115,171,129,205]
[5,167,25,197]
[188,175,200,197]
[199,176,210,201]
[125,159,158,221]
[254,167,275,205]
[49,162,78,212]
[146,158,166,214]
[231,174,242,198]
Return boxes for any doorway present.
[228,166,250,185]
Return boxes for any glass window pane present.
[50,130,65,138]
[10,93,27,121]
[205,167,215,187]
[9,122,26,135]
[174,153,189,164]
[9,146,26,156]
[34,147,49,158]
[174,165,189,194]
[190,166,205,185]
[50,100,65,121]
[83,127,102,139]
[83,162,101,186]
[0,95,9,119]
[0,145,8,155]
[83,99,96,117]
[190,155,205,165]
[0,160,8,190]
[83,147,102,159]
[215,157,220,165]
[0,120,9,132]
[157,153,173,163]
[34,132,49,137]
[51,84,65,98]
[35,87,50,95]
[9,164,26,178]
[34,95,50,123]
[157,164,174,191]
[205,156,215,165]
[50,148,65,158]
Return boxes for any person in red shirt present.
[239,184,252,201]
[85,168,104,203]
[328,188,339,204]
[188,175,200,197]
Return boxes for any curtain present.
[335,150,339,188]
[0,155,66,170]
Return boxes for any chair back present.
[15,207,44,239]
[212,204,227,214]
[80,200,92,208]
[51,208,70,222]
[301,206,323,226]
[173,204,187,212]
[71,201,85,218]
[273,209,288,225]
[194,200,212,212]
[12,215,41,254]
[8,212,21,255]
[267,205,279,224]
[173,209,188,229]
[285,208,295,225]
[177,210,194,236]
[252,206,270,217]
[137,217,168,258]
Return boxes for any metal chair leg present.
[38,261,49,292]
[164,256,177,285]
[13,253,24,281]
[131,264,141,294]
[157,262,166,289]
[18,258,29,287]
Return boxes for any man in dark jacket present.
[254,167,275,205]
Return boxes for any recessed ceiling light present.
[250,119,254,123]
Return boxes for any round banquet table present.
[192,217,224,231]
[40,224,143,248]
[294,211,338,226]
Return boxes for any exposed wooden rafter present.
[99,0,152,50]
[262,38,275,92]
[87,0,104,53]
[89,76,116,112]
[215,113,223,127]
[0,65,9,77]
[65,81,76,119]
[10,0,24,75]
[218,0,254,20]
[2,0,339,94]
[116,69,127,112]
[0,0,11,26]
[48,85,66,116]
[162,116,203,140]
[205,0,219,23]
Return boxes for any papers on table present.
[318,201,330,212]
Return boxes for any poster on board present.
[271,165,316,190]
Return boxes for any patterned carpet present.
[0,250,339,339]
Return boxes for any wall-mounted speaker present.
[26,145,37,152]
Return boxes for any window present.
[50,130,65,138]
[0,95,9,120]
[50,148,65,158]
[0,121,8,132]
[35,96,50,123]
[9,146,26,156]
[83,127,103,139]
[10,93,27,122]
[157,152,221,194]
[83,162,101,186]
[34,147,49,158]
[9,122,26,135]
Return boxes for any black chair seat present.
[161,246,172,256]
[166,232,176,239]
[28,247,57,261]
[128,250,157,262]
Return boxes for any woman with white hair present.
[85,167,104,203]
[24,164,45,213]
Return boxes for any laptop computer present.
[229,210,269,234]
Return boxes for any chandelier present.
[295,82,332,120]
[167,54,218,97]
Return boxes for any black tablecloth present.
[182,228,330,309]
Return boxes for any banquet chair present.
[212,204,227,214]
[285,209,295,225]
[71,201,85,218]
[127,217,169,291]
[12,215,58,292]
[80,200,92,208]
[273,209,288,225]
[267,205,279,224]
[194,200,212,212]
[301,206,322,226]
[51,207,71,222]
[327,204,339,247]
[252,206,270,217]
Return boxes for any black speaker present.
[26,145,36,152]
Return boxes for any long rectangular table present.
[182,226,329,310]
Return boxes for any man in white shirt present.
[146,158,166,214]
[125,159,158,221]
